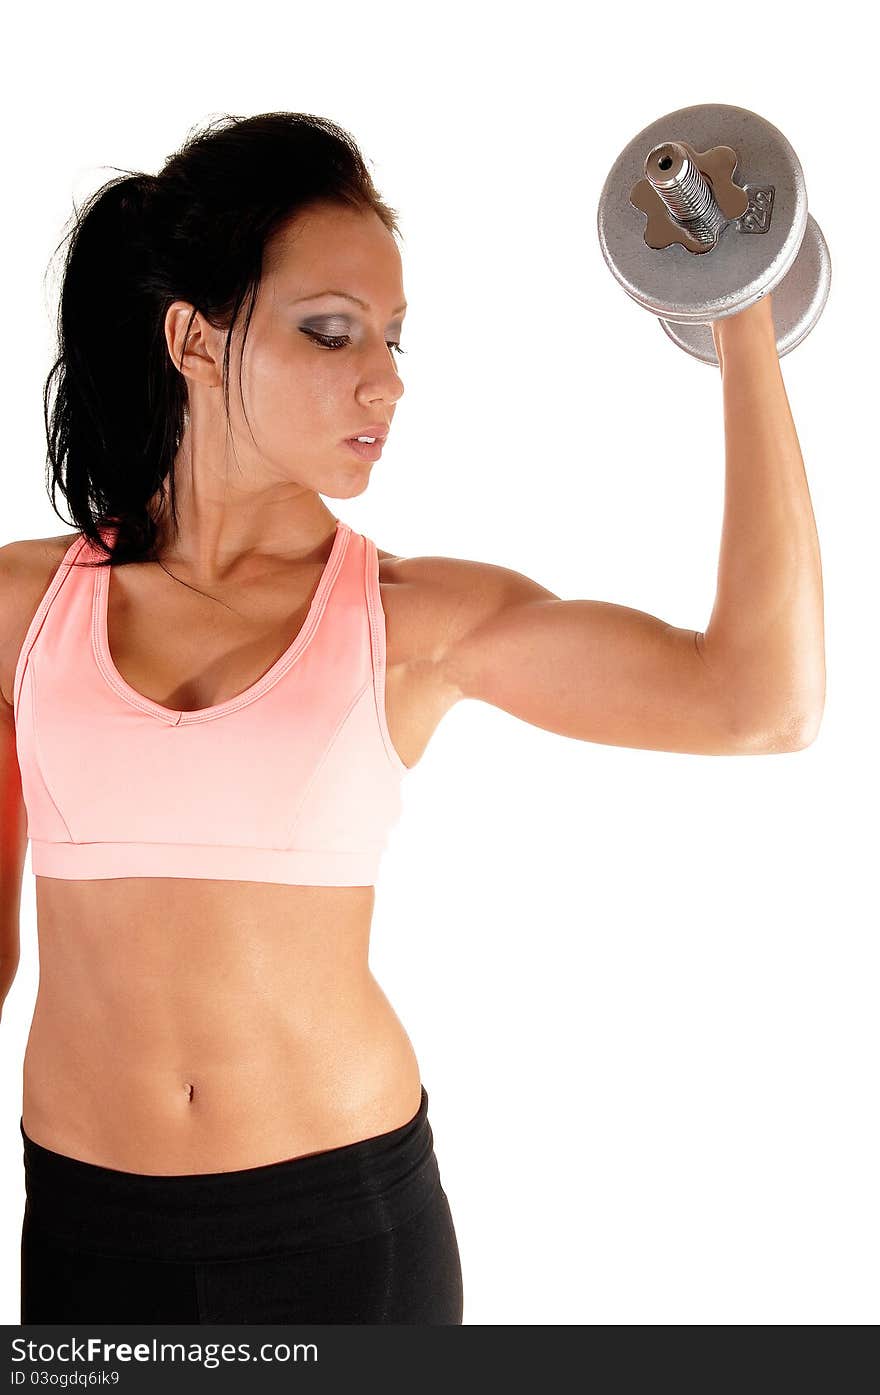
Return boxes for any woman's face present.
[172,200,407,500]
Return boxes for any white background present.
[1,0,875,1326]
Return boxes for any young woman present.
[0,111,824,1325]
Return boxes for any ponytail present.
[45,170,183,566]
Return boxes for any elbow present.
[755,707,824,754]
[725,693,824,753]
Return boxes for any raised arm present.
[435,295,825,757]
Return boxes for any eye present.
[300,329,406,356]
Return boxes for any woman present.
[0,111,824,1324]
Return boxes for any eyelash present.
[302,330,406,356]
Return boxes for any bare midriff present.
[22,874,423,1175]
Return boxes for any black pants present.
[20,1085,463,1324]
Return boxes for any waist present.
[23,984,422,1174]
[21,1086,438,1262]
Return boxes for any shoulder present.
[0,534,80,710]
[375,545,558,680]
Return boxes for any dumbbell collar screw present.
[630,140,755,255]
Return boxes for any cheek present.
[293,350,354,418]
[243,332,351,435]
[245,340,318,415]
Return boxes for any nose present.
[361,353,404,410]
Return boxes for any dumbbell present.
[597,103,831,365]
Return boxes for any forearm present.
[703,296,826,745]
[0,952,19,1021]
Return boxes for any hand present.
[711,293,775,363]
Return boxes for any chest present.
[9,537,456,777]
[110,554,451,771]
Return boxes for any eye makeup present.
[298,317,406,355]
[300,317,352,335]
[300,314,404,334]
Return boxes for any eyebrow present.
[291,290,408,315]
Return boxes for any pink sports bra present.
[12,518,409,887]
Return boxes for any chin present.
[320,473,372,501]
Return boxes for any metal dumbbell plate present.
[659,213,830,363]
[597,103,831,363]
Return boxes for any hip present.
[20,1084,464,1323]
[20,1085,438,1262]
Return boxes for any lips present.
[344,423,389,443]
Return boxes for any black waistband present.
[21,1086,438,1262]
